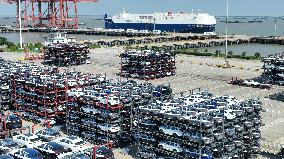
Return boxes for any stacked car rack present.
[120,50,176,80]
[135,93,262,159]
[44,43,90,66]
[0,58,263,158]
[0,73,12,111]
[262,55,284,85]
[67,81,173,147]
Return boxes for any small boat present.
[78,22,87,25]
[248,20,262,23]
[44,32,76,46]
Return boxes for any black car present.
[6,114,22,130]
[138,134,156,145]
[95,146,114,159]
[35,128,61,142]
[35,142,70,158]
[139,119,158,131]
[81,131,97,141]
[0,139,20,154]
[73,153,90,159]
[67,113,80,123]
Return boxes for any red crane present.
[2,0,97,29]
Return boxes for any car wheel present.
[173,133,178,137]
[158,145,163,149]
[173,149,177,153]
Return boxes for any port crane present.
[1,0,97,29]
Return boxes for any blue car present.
[184,148,214,159]
[0,154,13,159]
[10,148,43,159]
[73,153,90,159]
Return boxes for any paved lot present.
[0,48,283,159]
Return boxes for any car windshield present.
[96,146,112,156]
[48,143,64,152]
[74,140,85,145]
[45,129,59,136]
[7,115,19,121]
[2,139,17,148]
[26,150,43,158]
[73,154,90,159]
[30,137,41,142]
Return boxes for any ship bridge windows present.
[139,16,154,19]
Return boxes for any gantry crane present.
[1,0,97,29]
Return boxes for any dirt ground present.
[0,47,283,159]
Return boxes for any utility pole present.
[153,17,156,32]
[18,0,23,49]
[274,20,277,35]
[225,0,229,67]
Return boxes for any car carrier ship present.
[104,10,216,33]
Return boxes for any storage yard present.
[0,47,282,159]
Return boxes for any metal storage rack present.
[135,93,262,159]
[262,55,284,84]
[120,50,176,80]
[44,43,90,66]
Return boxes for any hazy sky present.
[0,0,283,16]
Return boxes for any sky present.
[0,0,283,16]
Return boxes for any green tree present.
[228,51,233,56]
[215,50,221,56]
[204,49,208,52]
[255,52,261,58]
[242,52,247,57]
[0,37,14,48]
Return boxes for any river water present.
[0,16,284,56]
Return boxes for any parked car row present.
[0,128,114,159]
[228,78,272,89]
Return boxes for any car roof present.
[66,136,82,141]
[0,154,13,159]
[1,139,14,143]
[25,133,38,138]
[46,142,63,147]
[22,148,39,154]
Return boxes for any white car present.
[78,78,87,86]
[86,60,91,64]
[12,134,42,148]
[224,109,236,120]
[159,125,183,137]
[243,80,260,87]
[97,123,120,133]
[38,118,56,126]
[1,83,9,90]
[97,75,106,82]
[67,88,84,97]
[158,140,182,153]
[99,96,120,106]
[53,136,89,151]
[68,80,77,87]
[81,105,101,115]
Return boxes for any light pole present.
[18,0,23,49]
[225,0,229,67]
